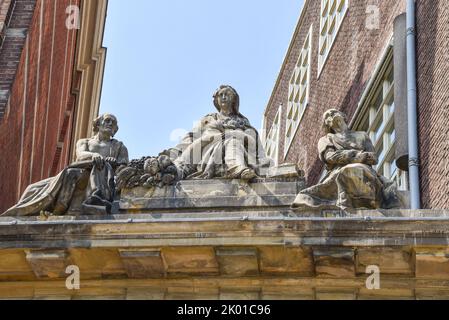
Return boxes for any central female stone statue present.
[172,85,271,180]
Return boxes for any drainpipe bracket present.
[406,27,416,36]
[409,158,420,168]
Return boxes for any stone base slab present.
[119,177,305,212]
[1,209,449,299]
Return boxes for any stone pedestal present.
[0,209,449,299]
[119,177,305,213]
[0,176,448,300]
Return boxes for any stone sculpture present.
[2,114,129,216]
[116,154,178,191]
[173,85,272,180]
[116,85,273,189]
[292,109,403,211]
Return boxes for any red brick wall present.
[0,0,79,213]
[266,0,449,209]
[0,0,34,118]
[416,1,449,209]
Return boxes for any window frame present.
[264,105,282,166]
[284,24,313,159]
[351,45,409,191]
[317,0,349,77]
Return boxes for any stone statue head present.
[213,85,240,115]
[323,109,348,134]
[144,157,160,175]
[93,114,119,137]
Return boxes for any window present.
[265,105,282,166]
[285,25,313,157]
[354,53,408,191]
[318,0,349,75]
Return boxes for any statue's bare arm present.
[324,148,377,166]
[324,148,360,166]
[76,139,99,162]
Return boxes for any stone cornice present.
[0,210,449,248]
[69,0,108,161]
[1,210,449,299]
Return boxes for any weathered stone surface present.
[33,288,73,300]
[220,289,260,300]
[356,247,413,275]
[261,286,314,300]
[313,249,355,278]
[261,293,314,300]
[415,249,449,279]
[357,288,415,300]
[119,249,165,278]
[0,286,35,300]
[266,163,303,179]
[165,286,220,300]
[415,289,449,300]
[72,287,127,300]
[126,288,166,300]
[259,246,314,275]
[216,248,259,276]
[69,248,126,279]
[315,288,357,300]
[25,250,71,279]
[162,247,219,275]
[0,210,448,299]
[0,250,34,281]
[120,177,305,212]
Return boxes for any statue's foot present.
[240,168,257,180]
[83,195,112,214]
[39,210,54,219]
[53,203,68,215]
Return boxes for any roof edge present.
[263,0,309,118]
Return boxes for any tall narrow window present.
[318,0,349,75]
[354,53,408,191]
[265,105,282,166]
[285,25,313,157]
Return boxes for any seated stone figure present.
[2,114,129,216]
[171,85,271,180]
[292,109,403,211]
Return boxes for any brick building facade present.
[0,0,107,214]
[263,0,449,209]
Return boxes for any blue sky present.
[99,0,304,160]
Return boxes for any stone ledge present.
[119,177,305,212]
[0,209,449,299]
[0,210,449,248]
[0,277,443,300]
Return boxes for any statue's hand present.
[92,154,104,168]
[209,119,224,131]
[352,151,367,163]
[105,157,117,167]
[355,152,377,165]
[364,152,378,165]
